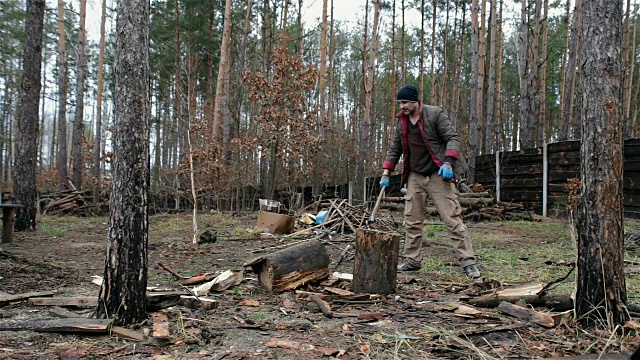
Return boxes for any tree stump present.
[244,240,330,293]
[352,229,401,294]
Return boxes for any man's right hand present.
[380,174,390,188]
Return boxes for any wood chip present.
[152,312,170,338]
[28,297,98,308]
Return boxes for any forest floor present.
[0,210,639,359]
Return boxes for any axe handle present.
[369,186,386,222]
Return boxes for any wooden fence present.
[475,139,640,219]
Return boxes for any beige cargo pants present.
[403,171,476,267]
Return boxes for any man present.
[380,85,480,278]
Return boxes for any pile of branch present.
[378,191,534,222]
[41,190,100,217]
[290,199,396,239]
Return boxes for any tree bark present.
[430,0,436,102]
[72,0,87,189]
[93,0,107,204]
[353,229,400,294]
[560,0,581,141]
[468,0,480,184]
[96,0,150,325]
[13,0,45,232]
[494,0,503,151]
[56,0,68,190]
[558,0,571,141]
[213,0,232,142]
[539,0,549,144]
[576,0,628,328]
[484,0,497,154]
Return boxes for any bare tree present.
[56,0,68,189]
[13,0,46,231]
[71,0,87,189]
[468,0,480,183]
[576,0,628,329]
[93,0,107,203]
[96,0,150,325]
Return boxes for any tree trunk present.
[484,0,497,154]
[72,0,87,189]
[96,0,150,326]
[352,229,400,294]
[626,4,638,138]
[451,1,466,129]
[213,0,232,142]
[560,0,581,141]
[430,0,436,102]
[56,0,68,190]
[401,0,406,84]
[576,0,628,329]
[439,0,450,108]
[494,0,503,151]
[420,0,425,98]
[623,0,632,135]
[389,0,397,145]
[478,0,486,150]
[558,0,571,141]
[13,0,45,232]
[539,0,549,144]
[468,0,480,184]
[93,0,107,204]
[314,0,328,196]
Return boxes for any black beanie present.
[397,85,419,102]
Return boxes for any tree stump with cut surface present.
[352,229,401,294]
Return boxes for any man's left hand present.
[438,162,454,180]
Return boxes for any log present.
[0,291,57,307]
[458,197,495,206]
[466,295,574,311]
[0,318,112,333]
[146,292,182,311]
[352,229,401,294]
[496,301,557,327]
[29,297,98,308]
[244,240,330,293]
[458,192,491,198]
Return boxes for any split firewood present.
[324,287,354,296]
[29,297,98,308]
[0,290,57,307]
[91,276,104,286]
[152,312,170,339]
[496,301,557,328]
[309,295,333,318]
[0,318,112,333]
[331,272,353,281]
[193,270,243,295]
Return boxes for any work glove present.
[438,162,454,180]
[379,174,390,188]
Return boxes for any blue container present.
[316,210,329,224]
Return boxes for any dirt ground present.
[0,210,639,359]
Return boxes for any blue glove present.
[438,162,454,180]
[379,174,390,188]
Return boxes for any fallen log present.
[244,240,330,293]
[0,318,112,333]
[352,229,401,294]
[496,301,557,328]
[466,295,573,311]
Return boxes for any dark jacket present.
[383,104,466,186]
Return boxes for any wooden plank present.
[496,301,556,328]
[152,312,170,338]
[0,291,58,307]
[547,140,581,153]
[0,318,112,333]
[110,326,147,341]
[29,297,98,308]
[49,306,83,318]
